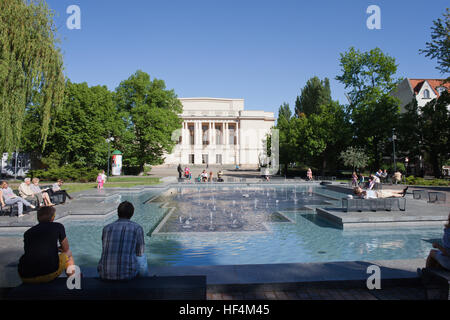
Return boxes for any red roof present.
[408,79,450,97]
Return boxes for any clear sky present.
[46,0,448,115]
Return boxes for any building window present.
[423,89,430,99]
[202,154,209,164]
[189,125,195,145]
[216,154,222,165]
[189,154,195,164]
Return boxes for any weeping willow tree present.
[0,0,65,153]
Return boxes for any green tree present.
[295,77,332,117]
[419,91,450,177]
[115,70,183,171]
[24,81,124,168]
[336,47,402,169]
[339,147,369,172]
[0,0,65,153]
[276,103,297,175]
[420,8,450,81]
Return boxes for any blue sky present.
[46,0,448,115]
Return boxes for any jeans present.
[5,197,32,215]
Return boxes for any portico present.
[163,98,275,168]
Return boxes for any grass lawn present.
[6,177,161,194]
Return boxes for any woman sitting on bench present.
[353,186,408,199]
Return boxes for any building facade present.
[162,98,275,168]
[392,78,450,112]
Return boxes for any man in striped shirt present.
[98,201,148,280]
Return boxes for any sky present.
[46,0,448,115]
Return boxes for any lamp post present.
[106,136,115,177]
[392,128,397,173]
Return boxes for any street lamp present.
[392,128,397,172]
[106,136,115,177]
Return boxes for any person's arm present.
[433,243,449,256]
[0,190,4,207]
[136,227,145,257]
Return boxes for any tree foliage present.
[0,0,65,153]
[339,147,369,171]
[420,8,450,81]
[295,77,331,117]
[115,70,183,170]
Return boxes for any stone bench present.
[421,268,450,300]
[6,276,207,300]
[342,197,406,212]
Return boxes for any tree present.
[336,47,400,109]
[24,81,124,169]
[339,147,369,172]
[419,91,450,177]
[276,103,297,175]
[115,70,183,171]
[420,8,450,81]
[295,77,332,117]
[336,47,402,169]
[0,0,65,153]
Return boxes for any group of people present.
[18,201,147,284]
[177,165,224,182]
[351,169,403,188]
[0,179,73,217]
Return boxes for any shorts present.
[20,253,69,284]
[434,250,450,270]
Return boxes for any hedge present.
[28,165,100,183]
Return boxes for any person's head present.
[37,206,56,223]
[118,201,134,220]
[57,179,63,186]
[24,178,31,185]
[32,178,39,185]
[102,170,105,174]
[353,187,363,196]
[1,181,8,189]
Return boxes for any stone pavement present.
[206,285,426,300]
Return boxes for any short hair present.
[37,206,56,223]
[57,179,63,183]
[32,178,39,183]
[118,201,134,219]
[24,178,31,182]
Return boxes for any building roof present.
[408,79,450,97]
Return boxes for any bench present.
[342,197,406,212]
[6,276,207,300]
[413,189,428,200]
[428,192,447,204]
[421,268,450,300]
[0,203,18,217]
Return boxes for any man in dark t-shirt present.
[18,206,75,283]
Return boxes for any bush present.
[28,165,99,182]
[404,176,450,186]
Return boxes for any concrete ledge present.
[6,276,207,300]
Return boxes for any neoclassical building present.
[163,98,275,168]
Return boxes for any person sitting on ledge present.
[217,169,224,182]
[201,170,208,182]
[30,178,54,207]
[1,181,35,217]
[423,213,450,271]
[98,201,148,281]
[47,179,73,204]
[18,206,75,284]
[353,186,408,199]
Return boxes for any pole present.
[392,128,397,173]
[14,149,18,180]
[107,137,111,177]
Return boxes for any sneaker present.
[30,205,36,209]
[18,214,24,218]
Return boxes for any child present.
[97,173,104,190]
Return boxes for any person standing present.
[18,206,75,283]
[98,201,148,281]
[177,164,183,179]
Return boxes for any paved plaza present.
[0,175,449,300]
